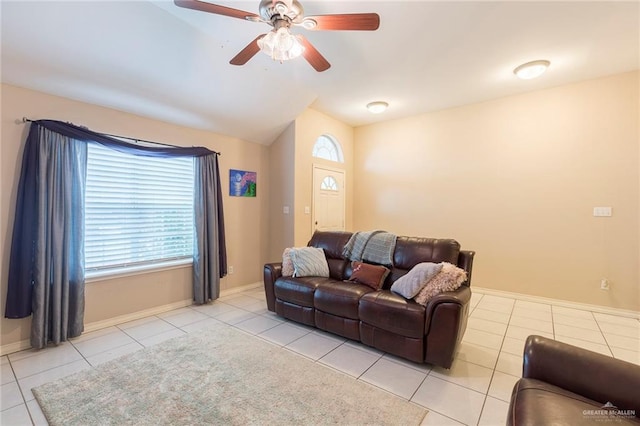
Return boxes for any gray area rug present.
[34,325,427,425]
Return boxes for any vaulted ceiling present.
[2,1,638,145]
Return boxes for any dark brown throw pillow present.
[349,261,390,290]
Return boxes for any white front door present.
[312,165,345,233]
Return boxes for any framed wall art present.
[229,169,257,197]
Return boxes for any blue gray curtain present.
[6,126,87,348]
[193,154,227,303]
[5,120,226,348]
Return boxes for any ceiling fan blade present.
[229,35,264,66]
[303,13,380,31]
[299,35,330,72]
[174,0,260,21]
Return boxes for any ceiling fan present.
[174,0,380,72]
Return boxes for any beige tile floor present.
[1,288,639,425]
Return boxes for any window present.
[320,176,338,191]
[85,143,194,273]
[312,135,344,163]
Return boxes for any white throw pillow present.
[390,262,443,299]
[281,248,294,277]
[291,247,330,278]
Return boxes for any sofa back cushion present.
[387,237,460,288]
[393,237,460,269]
[306,232,462,286]
[308,231,353,280]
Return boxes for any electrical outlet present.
[600,278,610,290]
[229,266,234,275]
[593,207,612,217]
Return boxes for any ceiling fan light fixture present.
[301,18,317,30]
[274,1,288,15]
[174,0,380,72]
[258,27,305,61]
[367,101,388,114]
[514,60,550,80]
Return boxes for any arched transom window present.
[312,135,344,163]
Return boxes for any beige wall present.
[1,84,270,348]
[354,72,639,311]
[3,71,637,351]
[292,108,355,247]
[267,122,296,261]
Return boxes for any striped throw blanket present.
[342,230,397,266]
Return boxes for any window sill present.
[85,258,193,283]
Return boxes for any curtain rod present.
[20,117,221,156]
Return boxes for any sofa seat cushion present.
[359,291,425,339]
[274,277,335,308]
[314,281,374,320]
[509,378,640,425]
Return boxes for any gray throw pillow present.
[291,247,330,278]
[390,262,443,299]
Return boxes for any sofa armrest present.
[425,286,471,311]
[522,335,640,414]
[457,250,475,287]
[423,286,471,368]
[424,286,471,333]
[263,263,282,312]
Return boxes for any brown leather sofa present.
[508,335,640,425]
[263,231,475,368]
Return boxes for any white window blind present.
[85,143,194,272]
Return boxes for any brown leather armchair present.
[508,335,640,425]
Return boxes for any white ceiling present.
[2,1,638,145]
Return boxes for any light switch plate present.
[283,206,290,214]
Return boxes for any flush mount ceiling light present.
[514,60,550,80]
[367,101,389,114]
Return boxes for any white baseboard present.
[0,282,264,356]
[0,340,32,357]
[474,286,640,319]
[219,282,262,297]
[1,299,193,356]
[83,299,194,334]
